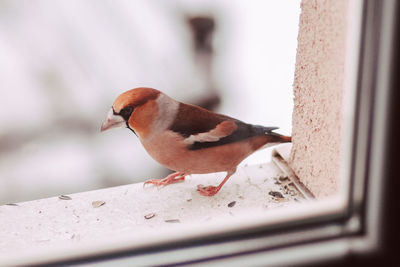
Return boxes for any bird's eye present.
[119,106,134,120]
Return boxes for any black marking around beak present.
[126,121,138,137]
[120,106,134,121]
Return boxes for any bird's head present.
[101,87,162,136]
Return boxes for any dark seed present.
[269,191,284,198]
[228,201,236,207]
[165,219,180,223]
[279,176,289,181]
[5,203,18,206]
[59,195,72,200]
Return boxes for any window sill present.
[0,144,345,266]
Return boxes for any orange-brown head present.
[101,87,162,137]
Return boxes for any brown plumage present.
[101,87,291,196]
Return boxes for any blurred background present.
[0,0,300,204]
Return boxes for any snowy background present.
[0,0,300,204]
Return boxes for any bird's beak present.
[101,108,126,132]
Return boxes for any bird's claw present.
[143,179,164,188]
[197,185,220,197]
[143,172,185,188]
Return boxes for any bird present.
[101,87,291,196]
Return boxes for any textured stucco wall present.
[289,0,348,198]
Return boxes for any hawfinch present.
[101,87,291,196]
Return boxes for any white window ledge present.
[0,144,344,266]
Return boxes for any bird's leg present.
[143,172,185,187]
[197,170,235,197]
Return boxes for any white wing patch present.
[183,131,221,145]
[183,120,237,145]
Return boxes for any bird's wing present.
[169,103,279,150]
[169,103,232,138]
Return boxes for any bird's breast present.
[139,130,265,174]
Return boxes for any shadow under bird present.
[101,87,291,196]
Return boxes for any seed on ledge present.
[59,195,72,200]
[269,191,284,198]
[165,219,180,223]
[92,201,106,208]
[144,213,155,219]
[278,176,289,182]
[228,201,236,208]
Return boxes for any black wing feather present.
[188,122,279,150]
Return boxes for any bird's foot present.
[144,172,185,187]
[197,184,220,197]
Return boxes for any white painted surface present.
[0,161,309,265]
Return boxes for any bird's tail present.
[252,125,291,149]
[267,132,292,143]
